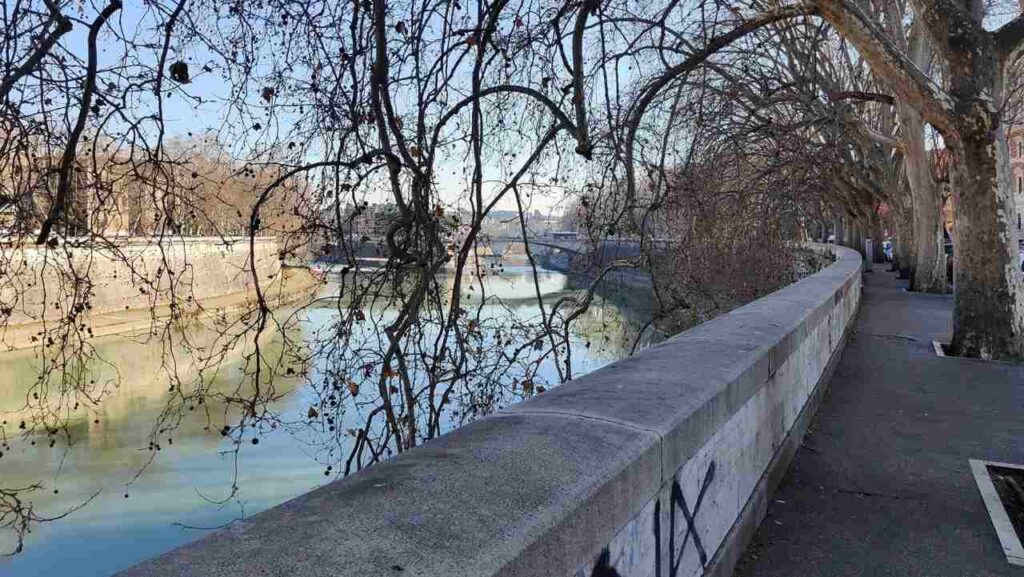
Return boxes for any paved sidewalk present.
[735,268,1024,577]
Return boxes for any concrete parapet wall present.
[118,244,862,577]
[0,237,280,325]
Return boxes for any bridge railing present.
[119,244,862,577]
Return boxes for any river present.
[0,265,660,577]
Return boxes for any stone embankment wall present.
[119,245,862,577]
[0,237,280,326]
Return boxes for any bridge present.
[486,235,665,272]
[315,234,652,273]
[486,234,591,256]
[313,233,599,261]
[119,244,866,577]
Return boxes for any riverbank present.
[0,265,651,577]
[536,243,832,341]
[111,246,861,577]
[0,265,321,352]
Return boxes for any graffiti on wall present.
[666,460,716,575]
[578,461,717,577]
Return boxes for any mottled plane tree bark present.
[815,0,1024,358]
[881,6,949,293]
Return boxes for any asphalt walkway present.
[735,268,1024,577]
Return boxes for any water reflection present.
[0,266,658,577]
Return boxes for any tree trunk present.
[950,126,1024,360]
[899,104,949,293]
[893,201,915,278]
[852,219,866,257]
[909,175,947,293]
[870,210,886,263]
[814,0,1024,358]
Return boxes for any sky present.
[41,0,1024,215]
[60,1,579,215]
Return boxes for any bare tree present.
[2,0,1023,561]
